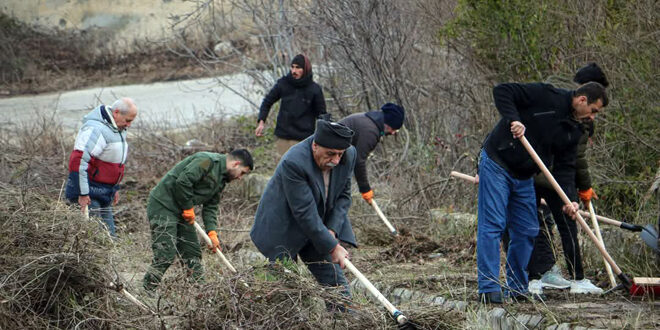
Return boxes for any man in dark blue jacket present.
[477,82,607,304]
[255,54,327,156]
[251,120,356,296]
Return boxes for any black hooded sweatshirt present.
[258,69,327,141]
[484,82,585,201]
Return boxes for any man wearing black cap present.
[255,54,327,157]
[251,119,357,296]
[339,103,405,205]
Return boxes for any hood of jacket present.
[83,105,119,133]
[364,111,385,136]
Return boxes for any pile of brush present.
[0,187,141,329]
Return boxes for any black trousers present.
[527,186,584,280]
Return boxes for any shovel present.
[450,170,660,253]
[344,258,415,328]
[577,210,659,253]
[371,200,398,236]
[519,136,632,289]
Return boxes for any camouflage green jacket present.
[149,152,228,232]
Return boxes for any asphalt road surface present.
[0,73,262,132]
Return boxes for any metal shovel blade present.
[640,224,659,253]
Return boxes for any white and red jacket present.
[68,105,128,196]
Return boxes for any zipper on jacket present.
[533,110,556,117]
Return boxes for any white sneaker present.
[540,265,571,289]
[528,279,544,295]
[570,279,604,294]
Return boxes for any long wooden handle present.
[520,136,623,275]
[450,171,477,183]
[578,210,625,227]
[344,259,408,325]
[83,208,153,313]
[371,200,398,235]
[193,222,238,273]
[588,203,616,288]
[108,282,154,314]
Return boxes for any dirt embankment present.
[0,13,217,97]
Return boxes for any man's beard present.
[325,162,336,168]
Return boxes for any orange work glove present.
[181,208,195,225]
[578,188,598,204]
[361,190,374,205]
[207,230,221,252]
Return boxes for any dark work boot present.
[479,291,503,304]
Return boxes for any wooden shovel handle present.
[344,259,408,325]
[450,171,477,183]
[371,200,398,235]
[193,222,238,273]
[588,202,617,288]
[519,136,623,275]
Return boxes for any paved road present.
[0,73,263,131]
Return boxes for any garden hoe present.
[371,200,399,236]
[519,136,633,291]
[450,170,660,253]
[193,221,238,273]
[344,258,416,329]
[193,221,250,288]
[83,206,155,315]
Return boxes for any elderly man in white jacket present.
[65,97,138,237]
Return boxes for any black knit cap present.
[291,54,305,68]
[381,103,405,129]
[573,63,609,87]
[291,54,312,75]
[314,119,354,150]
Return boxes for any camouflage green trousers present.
[143,199,204,291]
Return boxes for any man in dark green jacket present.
[527,63,609,295]
[143,149,253,291]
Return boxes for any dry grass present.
[0,100,656,329]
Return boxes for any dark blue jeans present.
[89,199,116,237]
[270,243,351,298]
[477,150,538,296]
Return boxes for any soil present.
[0,13,226,97]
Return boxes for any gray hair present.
[109,97,136,115]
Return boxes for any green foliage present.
[440,0,564,81]
[441,0,659,222]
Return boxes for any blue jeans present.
[477,150,538,296]
[89,199,116,237]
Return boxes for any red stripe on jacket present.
[68,150,125,185]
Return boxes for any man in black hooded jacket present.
[255,54,327,156]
